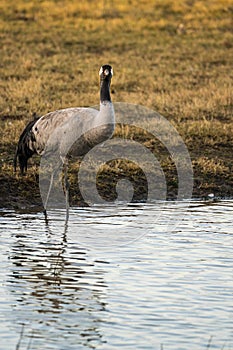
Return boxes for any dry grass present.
[0,0,232,207]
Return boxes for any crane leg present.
[43,159,69,222]
[43,169,55,214]
[63,161,70,222]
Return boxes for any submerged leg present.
[63,160,70,222]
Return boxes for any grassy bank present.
[0,0,232,208]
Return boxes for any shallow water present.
[0,200,233,349]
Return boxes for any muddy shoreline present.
[1,166,232,210]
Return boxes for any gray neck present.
[94,95,115,129]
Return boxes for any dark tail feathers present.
[14,117,39,175]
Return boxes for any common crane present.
[14,64,115,218]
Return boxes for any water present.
[0,200,233,350]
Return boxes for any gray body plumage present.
[31,103,115,160]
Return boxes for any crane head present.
[99,65,113,80]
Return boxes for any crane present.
[14,64,115,219]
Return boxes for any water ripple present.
[0,200,233,349]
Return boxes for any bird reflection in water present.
[8,214,109,349]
